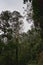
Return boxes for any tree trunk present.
[16,38,19,65]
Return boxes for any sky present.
[0,0,32,32]
[0,0,24,14]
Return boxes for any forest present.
[0,0,43,65]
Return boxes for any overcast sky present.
[0,0,32,32]
[0,0,24,14]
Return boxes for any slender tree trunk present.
[16,38,19,65]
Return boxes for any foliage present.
[0,28,43,65]
[0,1,43,64]
[23,0,43,65]
[32,0,43,38]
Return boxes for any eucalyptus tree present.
[0,10,23,42]
[0,10,23,65]
[10,11,23,65]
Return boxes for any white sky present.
[0,0,24,14]
[0,0,32,32]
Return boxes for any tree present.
[23,0,43,64]
[1,11,11,27]
[23,0,43,38]
[0,11,12,42]
[0,10,23,65]
[11,11,23,65]
[32,0,43,38]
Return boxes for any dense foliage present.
[0,27,43,65]
[32,0,43,38]
[0,0,43,65]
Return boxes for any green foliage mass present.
[0,1,43,64]
[0,28,43,65]
[32,0,43,38]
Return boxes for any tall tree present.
[11,11,23,65]
[0,10,23,65]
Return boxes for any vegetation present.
[0,0,43,65]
